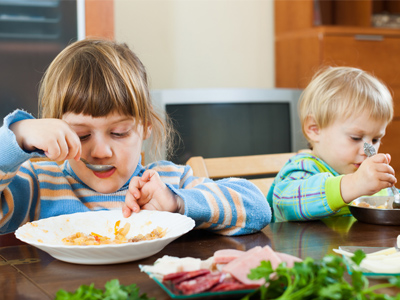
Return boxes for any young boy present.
[267,66,396,222]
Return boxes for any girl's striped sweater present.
[0,110,271,236]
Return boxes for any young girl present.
[0,38,271,235]
[267,66,396,222]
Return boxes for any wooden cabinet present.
[275,0,400,179]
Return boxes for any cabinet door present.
[275,34,322,88]
[322,35,400,94]
[322,35,400,119]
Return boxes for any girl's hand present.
[341,153,396,203]
[123,170,179,217]
[10,118,81,162]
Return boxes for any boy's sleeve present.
[153,162,271,236]
[325,175,346,211]
[270,159,347,222]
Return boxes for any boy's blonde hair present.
[299,66,393,145]
[39,38,172,157]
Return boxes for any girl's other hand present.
[10,118,81,162]
[123,169,179,217]
[341,153,396,203]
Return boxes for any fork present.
[363,142,400,209]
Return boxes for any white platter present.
[15,210,195,265]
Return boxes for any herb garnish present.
[242,250,400,300]
[55,279,155,300]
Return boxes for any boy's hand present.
[341,153,396,203]
[10,119,81,162]
[123,170,179,217]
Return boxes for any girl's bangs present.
[62,68,134,118]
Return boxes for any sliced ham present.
[221,246,303,286]
[144,246,303,295]
[275,251,303,268]
[213,248,246,264]
[214,247,302,268]
[222,246,282,285]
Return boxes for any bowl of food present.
[350,196,400,225]
[15,210,195,265]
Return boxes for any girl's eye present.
[79,134,90,141]
[112,131,129,137]
[351,136,362,141]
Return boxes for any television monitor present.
[147,88,308,165]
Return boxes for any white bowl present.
[15,210,195,265]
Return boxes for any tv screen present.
[147,88,307,165]
[167,102,291,165]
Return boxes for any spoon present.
[363,142,400,209]
[80,158,114,172]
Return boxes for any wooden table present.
[2,216,400,299]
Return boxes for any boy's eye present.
[372,138,381,144]
[79,134,90,141]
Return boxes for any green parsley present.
[242,250,400,300]
[55,279,154,300]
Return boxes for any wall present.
[114,0,275,90]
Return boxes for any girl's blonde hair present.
[39,38,172,157]
[299,66,393,144]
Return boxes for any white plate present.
[15,210,195,265]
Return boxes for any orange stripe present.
[0,189,14,227]
[0,171,18,181]
[40,189,77,198]
[202,190,220,224]
[228,189,245,227]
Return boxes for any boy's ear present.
[304,116,320,142]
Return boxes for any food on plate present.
[140,245,302,295]
[142,247,400,299]
[352,201,388,209]
[213,248,244,264]
[333,245,400,274]
[139,255,213,276]
[247,251,400,300]
[15,210,194,264]
[62,220,166,246]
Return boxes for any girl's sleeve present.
[271,161,346,222]
[0,110,42,234]
[153,161,271,236]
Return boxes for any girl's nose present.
[90,135,112,159]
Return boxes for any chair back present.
[186,152,300,196]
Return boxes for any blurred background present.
[0,0,274,121]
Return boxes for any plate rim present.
[15,210,195,249]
